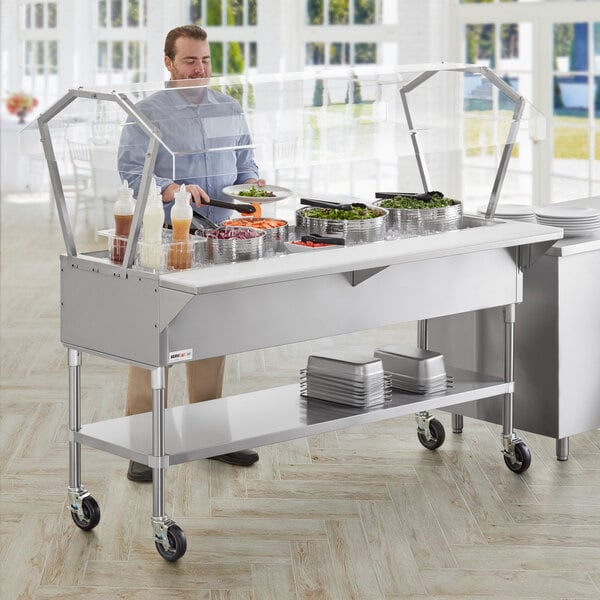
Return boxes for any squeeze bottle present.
[168,184,193,269]
[112,180,135,264]
[140,179,166,269]
[142,179,165,243]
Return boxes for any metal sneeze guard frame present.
[36,64,561,561]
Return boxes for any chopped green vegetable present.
[379,196,459,210]
[302,206,381,220]
[237,186,275,198]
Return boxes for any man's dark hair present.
[164,25,207,60]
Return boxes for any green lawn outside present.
[304,104,599,160]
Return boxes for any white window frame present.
[449,0,599,205]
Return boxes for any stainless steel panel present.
[165,247,522,362]
[73,368,510,465]
[60,255,163,366]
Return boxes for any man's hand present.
[162,183,210,207]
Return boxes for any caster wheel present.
[504,441,531,474]
[417,418,446,450]
[71,495,101,531]
[155,524,187,562]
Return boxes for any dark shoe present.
[208,449,259,467]
[127,460,152,482]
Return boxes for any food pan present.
[306,352,384,380]
[374,345,446,382]
[296,198,388,244]
[219,217,289,247]
[195,226,265,264]
[373,196,462,236]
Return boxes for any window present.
[24,1,57,28]
[96,0,147,28]
[552,21,600,200]
[23,39,59,100]
[209,41,256,75]
[306,0,379,25]
[189,1,258,76]
[20,2,59,104]
[95,1,148,84]
[305,42,377,66]
[457,1,599,204]
[189,0,258,26]
[95,40,147,85]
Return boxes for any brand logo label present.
[168,348,193,364]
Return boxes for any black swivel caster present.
[417,417,446,450]
[503,440,531,474]
[155,523,187,562]
[71,495,101,531]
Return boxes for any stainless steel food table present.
[61,217,561,560]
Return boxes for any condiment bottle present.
[168,184,193,270]
[112,180,135,264]
[140,179,165,270]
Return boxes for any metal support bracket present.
[68,487,90,519]
[415,411,434,442]
[344,266,388,287]
[517,241,557,271]
[501,432,523,463]
[151,515,176,550]
[147,455,170,469]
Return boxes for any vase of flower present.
[6,92,38,125]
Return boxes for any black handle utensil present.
[301,234,346,246]
[300,197,368,211]
[375,191,444,202]
[205,198,256,214]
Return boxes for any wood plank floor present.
[1,193,599,599]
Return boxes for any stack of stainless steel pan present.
[374,345,451,394]
[300,352,391,407]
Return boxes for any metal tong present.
[301,233,346,246]
[190,198,255,232]
[206,197,256,214]
[375,191,444,202]
[300,197,368,210]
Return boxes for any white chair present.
[90,145,122,231]
[68,140,120,235]
[67,139,95,230]
[272,134,313,193]
[272,137,300,185]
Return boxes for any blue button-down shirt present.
[118,86,260,224]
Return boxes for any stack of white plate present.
[477,204,536,222]
[374,345,450,395]
[534,205,600,238]
[300,352,391,408]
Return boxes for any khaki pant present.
[125,356,226,416]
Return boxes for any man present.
[118,25,261,482]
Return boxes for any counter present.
[429,196,600,459]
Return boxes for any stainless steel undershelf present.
[73,367,510,465]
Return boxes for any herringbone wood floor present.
[1,194,599,600]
